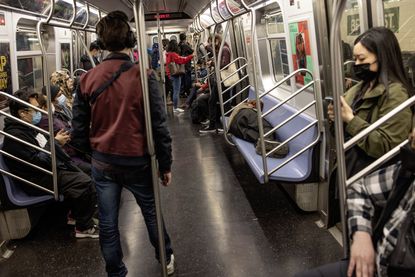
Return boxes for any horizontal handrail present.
[0,168,54,195]
[344,95,415,151]
[223,85,251,105]
[260,68,313,98]
[0,131,51,155]
[224,98,249,116]
[0,150,53,175]
[0,111,49,136]
[346,139,408,186]
[220,63,248,83]
[0,92,47,115]
[73,68,87,76]
[269,133,320,176]
[264,100,316,138]
[266,120,318,158]
[261,81,314,118]
[221,57,248,71]
[222,75,250,94]
[344,60,355,66]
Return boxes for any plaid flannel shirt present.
[347,162,415,276]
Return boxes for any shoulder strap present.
[89,61,136,104]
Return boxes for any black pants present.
[208,85,231,129]
[58,169,96,230]
[294,260,350,277]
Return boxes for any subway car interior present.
[0,0,414,276]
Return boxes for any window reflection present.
[17,56,43,90]
[0,0,49,13]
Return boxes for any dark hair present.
[354,27,412,95]
[9,87,38,117]
[167,40,179,54]
[37,94,47,109]
[41,85,60,101]
[179,33,186,41]
[96,11,130,51]
[89,40,100,51]
[162,38,169,48]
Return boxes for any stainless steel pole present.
[76,30,96,68]
[133,1,168,276]
[37,21,59,201]
[157,13,168,114]
[330,0,349,256]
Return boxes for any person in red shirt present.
[165,39,193,113]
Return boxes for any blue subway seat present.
[0,143,54,207]
[227,87,319,184]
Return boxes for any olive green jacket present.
[343,81,412,159]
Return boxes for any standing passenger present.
[165,39,193,113]
[178,33,194,97]
[71,10,175,276]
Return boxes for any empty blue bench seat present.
[0,143,54,208]
[229,87,319,184]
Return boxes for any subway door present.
[55,28,72,74]
[371,0,415,89]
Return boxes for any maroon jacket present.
[72,53,172,172]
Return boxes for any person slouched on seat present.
[295,126,415,277]
[3,87,98,238]
[326,27,413,227]
[165,39,193,113]
[71,10,175,276]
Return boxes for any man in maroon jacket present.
[71,11,175,276]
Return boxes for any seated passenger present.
[228,100,288,158]
[294,127,415,277]
[3,88,98,238]
[50,70,75,111]
[38,87,91,174]
[326,27,413,227]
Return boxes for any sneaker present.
[75,226,99,239]
[200,119,210,125]
[167,254,175,275]
[216,128,224,134]
[173,108,184,113]
[67,211,76,226]
[199,126,216,134]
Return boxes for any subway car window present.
[52,0,74,21]
[17,56,43,90]
[383,0,415,87]
[270,39,289,81]
[0,0,49,13]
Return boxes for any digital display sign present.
[145,12,190,21]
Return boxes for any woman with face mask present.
[327,27,413,175]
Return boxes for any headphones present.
[97,12,136,50]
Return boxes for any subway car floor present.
[0,110,342,277]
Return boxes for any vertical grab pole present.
[244,3,269,183]
[76,30,96,68]
[330,0,349,256]
[133,1,168,276]
[37,21,59,201]
[193,32,200,85]
[157,13,168,113]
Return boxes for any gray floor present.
[0,111,342,276]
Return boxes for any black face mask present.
[353,62,377,81]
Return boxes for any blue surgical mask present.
[57,94,66,107]
[32,111,42,125]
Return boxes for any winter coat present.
[343,81,412,159]
[72,52,172,173]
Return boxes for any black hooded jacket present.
[2,118,74,195]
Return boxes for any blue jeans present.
[170,75,181,109]
[92,164,173,277]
